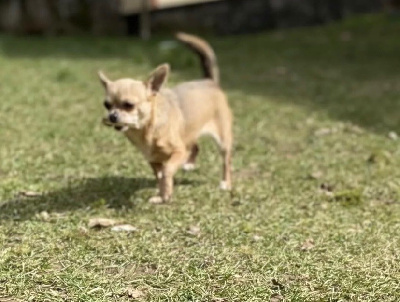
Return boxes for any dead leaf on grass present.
[36,211,50,221]
[111,224,138,232]
[125,287,144,299]
[87,287,103,295]
[78,226,89,235]
[88,218,118,228]
[0,298,21,302]
[301,238,315,251]
[19,191,42,197]
[212,298,227,302]
[309,170,323,180]
[344,123,364,134]
[270,294,284,302]
[314,127,336,136]
[252,235,263,242]
[186,225,201,236]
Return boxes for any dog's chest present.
[124,131,171,162]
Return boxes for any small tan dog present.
[98,33,232,203]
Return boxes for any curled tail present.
[175,32,220,85]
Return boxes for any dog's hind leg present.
[219,143,232,191]
[212,119,232,191]
[183,144,199,171]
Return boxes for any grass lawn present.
[1,14,400,301]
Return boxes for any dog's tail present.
[175,32,220,85]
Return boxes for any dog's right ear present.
[98,70,111,89]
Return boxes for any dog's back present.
[173,33,231,145]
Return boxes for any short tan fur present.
[98,33,233,203]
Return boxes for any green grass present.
[1,14,400,301]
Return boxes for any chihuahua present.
[98,33,232,204]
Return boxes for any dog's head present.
[98,64,169,132]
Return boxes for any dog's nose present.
[109,112,118,123]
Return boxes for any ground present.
[0,14,399,302]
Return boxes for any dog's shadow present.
[0,176,195,221]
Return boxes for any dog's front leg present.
[150,162,163,191]
[149,150,186,204]
[162,150,187,202]
[148,162,164,204]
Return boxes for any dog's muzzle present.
[102,116,129,132]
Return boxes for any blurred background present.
[0,0,398,37]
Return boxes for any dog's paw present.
[148,196,164,204]
[182,163,196,171]
[219,181,232,191]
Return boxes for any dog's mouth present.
[114,125,129,132]
[102,118,130,132]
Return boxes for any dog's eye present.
[122,101,135,111]
[104,100,112,110]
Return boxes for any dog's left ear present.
[146,64,170,94]
[98,70,111,89]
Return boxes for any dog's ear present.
[98,70,111,88]
[146,64,170,94]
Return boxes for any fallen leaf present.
[36,211,50,221]
[125,287,144,299]
[212,298,226,302]
[320,203,329,210]
[345,124,364,134]
[111,224,138,232]
[19,191,42,197]
[87,287,103,295]
[78,226,89,235]
[314,127,334,136]
[270,294,284,302]
[186,225,201,236]
[309,171,323,179]
[252,235,263,242]
[88,218,118,228]
[305,118,315,125]
[322,191,334,197]
[301,238,315,251]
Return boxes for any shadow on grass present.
[0,176,195,221]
